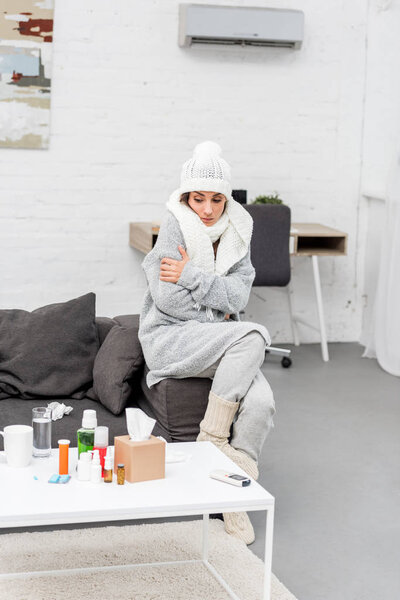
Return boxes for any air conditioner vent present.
[191,36,297,49]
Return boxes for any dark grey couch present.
[0,314,212,447]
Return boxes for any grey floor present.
[252,342,400,600]
[2,343,399,600]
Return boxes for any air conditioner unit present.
[179,4,304,49]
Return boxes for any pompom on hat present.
[178,141,232,198]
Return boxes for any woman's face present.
[187,191,227,226]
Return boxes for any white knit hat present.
[179,141,232,198]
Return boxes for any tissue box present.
[113,435,165,483]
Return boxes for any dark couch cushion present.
[137,366,211,442]
[0,293,99,400]
[113,314,140,329]
[86,315,141,402]
[92,322,145,415]
[95,317,117,346]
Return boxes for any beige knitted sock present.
[220,444,259,480]
[222,450,258,545]
[197,391,259,546]
[223,512,255,545]
[197,390,239,440]
[197,391,259,479]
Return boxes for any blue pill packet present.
[59,475,71,484]
[48,474,60,484]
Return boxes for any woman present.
[139,141,275,544]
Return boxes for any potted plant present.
[251,193,284,205]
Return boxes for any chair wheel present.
[281,357,292,368]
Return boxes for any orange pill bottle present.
[58,439,70,475]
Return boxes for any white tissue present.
[47,402,73,421]
[165,450,191,464]
[126,408,156,441]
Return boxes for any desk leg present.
[263,505,275,600]
[311,256,329,362]
[287,282,300,346]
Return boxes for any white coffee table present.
[0,441,274,600]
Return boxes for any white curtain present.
[363,150,400,376]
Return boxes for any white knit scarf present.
[166,189,253,320]
[202,211,230,245]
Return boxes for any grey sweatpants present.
[196,331,275,462]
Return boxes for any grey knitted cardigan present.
[139,212,271,388]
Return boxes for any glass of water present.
[32,407,52,457]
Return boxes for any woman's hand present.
[160,246,190,284]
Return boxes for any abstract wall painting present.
[0,0,54,149]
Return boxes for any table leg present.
[311,255,329,361]
[263,505,275,600]
[202,513,209,561]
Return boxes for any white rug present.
[0,519,297,600]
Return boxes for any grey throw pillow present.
[0,293,99,400]
[93,325,144,415]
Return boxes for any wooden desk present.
[289,223,347,361]
[290,223,347,256]
[129,221,347,362]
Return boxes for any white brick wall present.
[0,0,381,343]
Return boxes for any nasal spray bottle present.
[103,447,113,483]
[90,450,102,483]
[77,409,97,457]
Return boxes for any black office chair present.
[243,203,293,368]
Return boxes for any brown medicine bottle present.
[117,463,125,485]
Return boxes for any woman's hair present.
[180,192,191,206]
[180,192,227,213]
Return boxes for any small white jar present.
[77,451,92,481]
